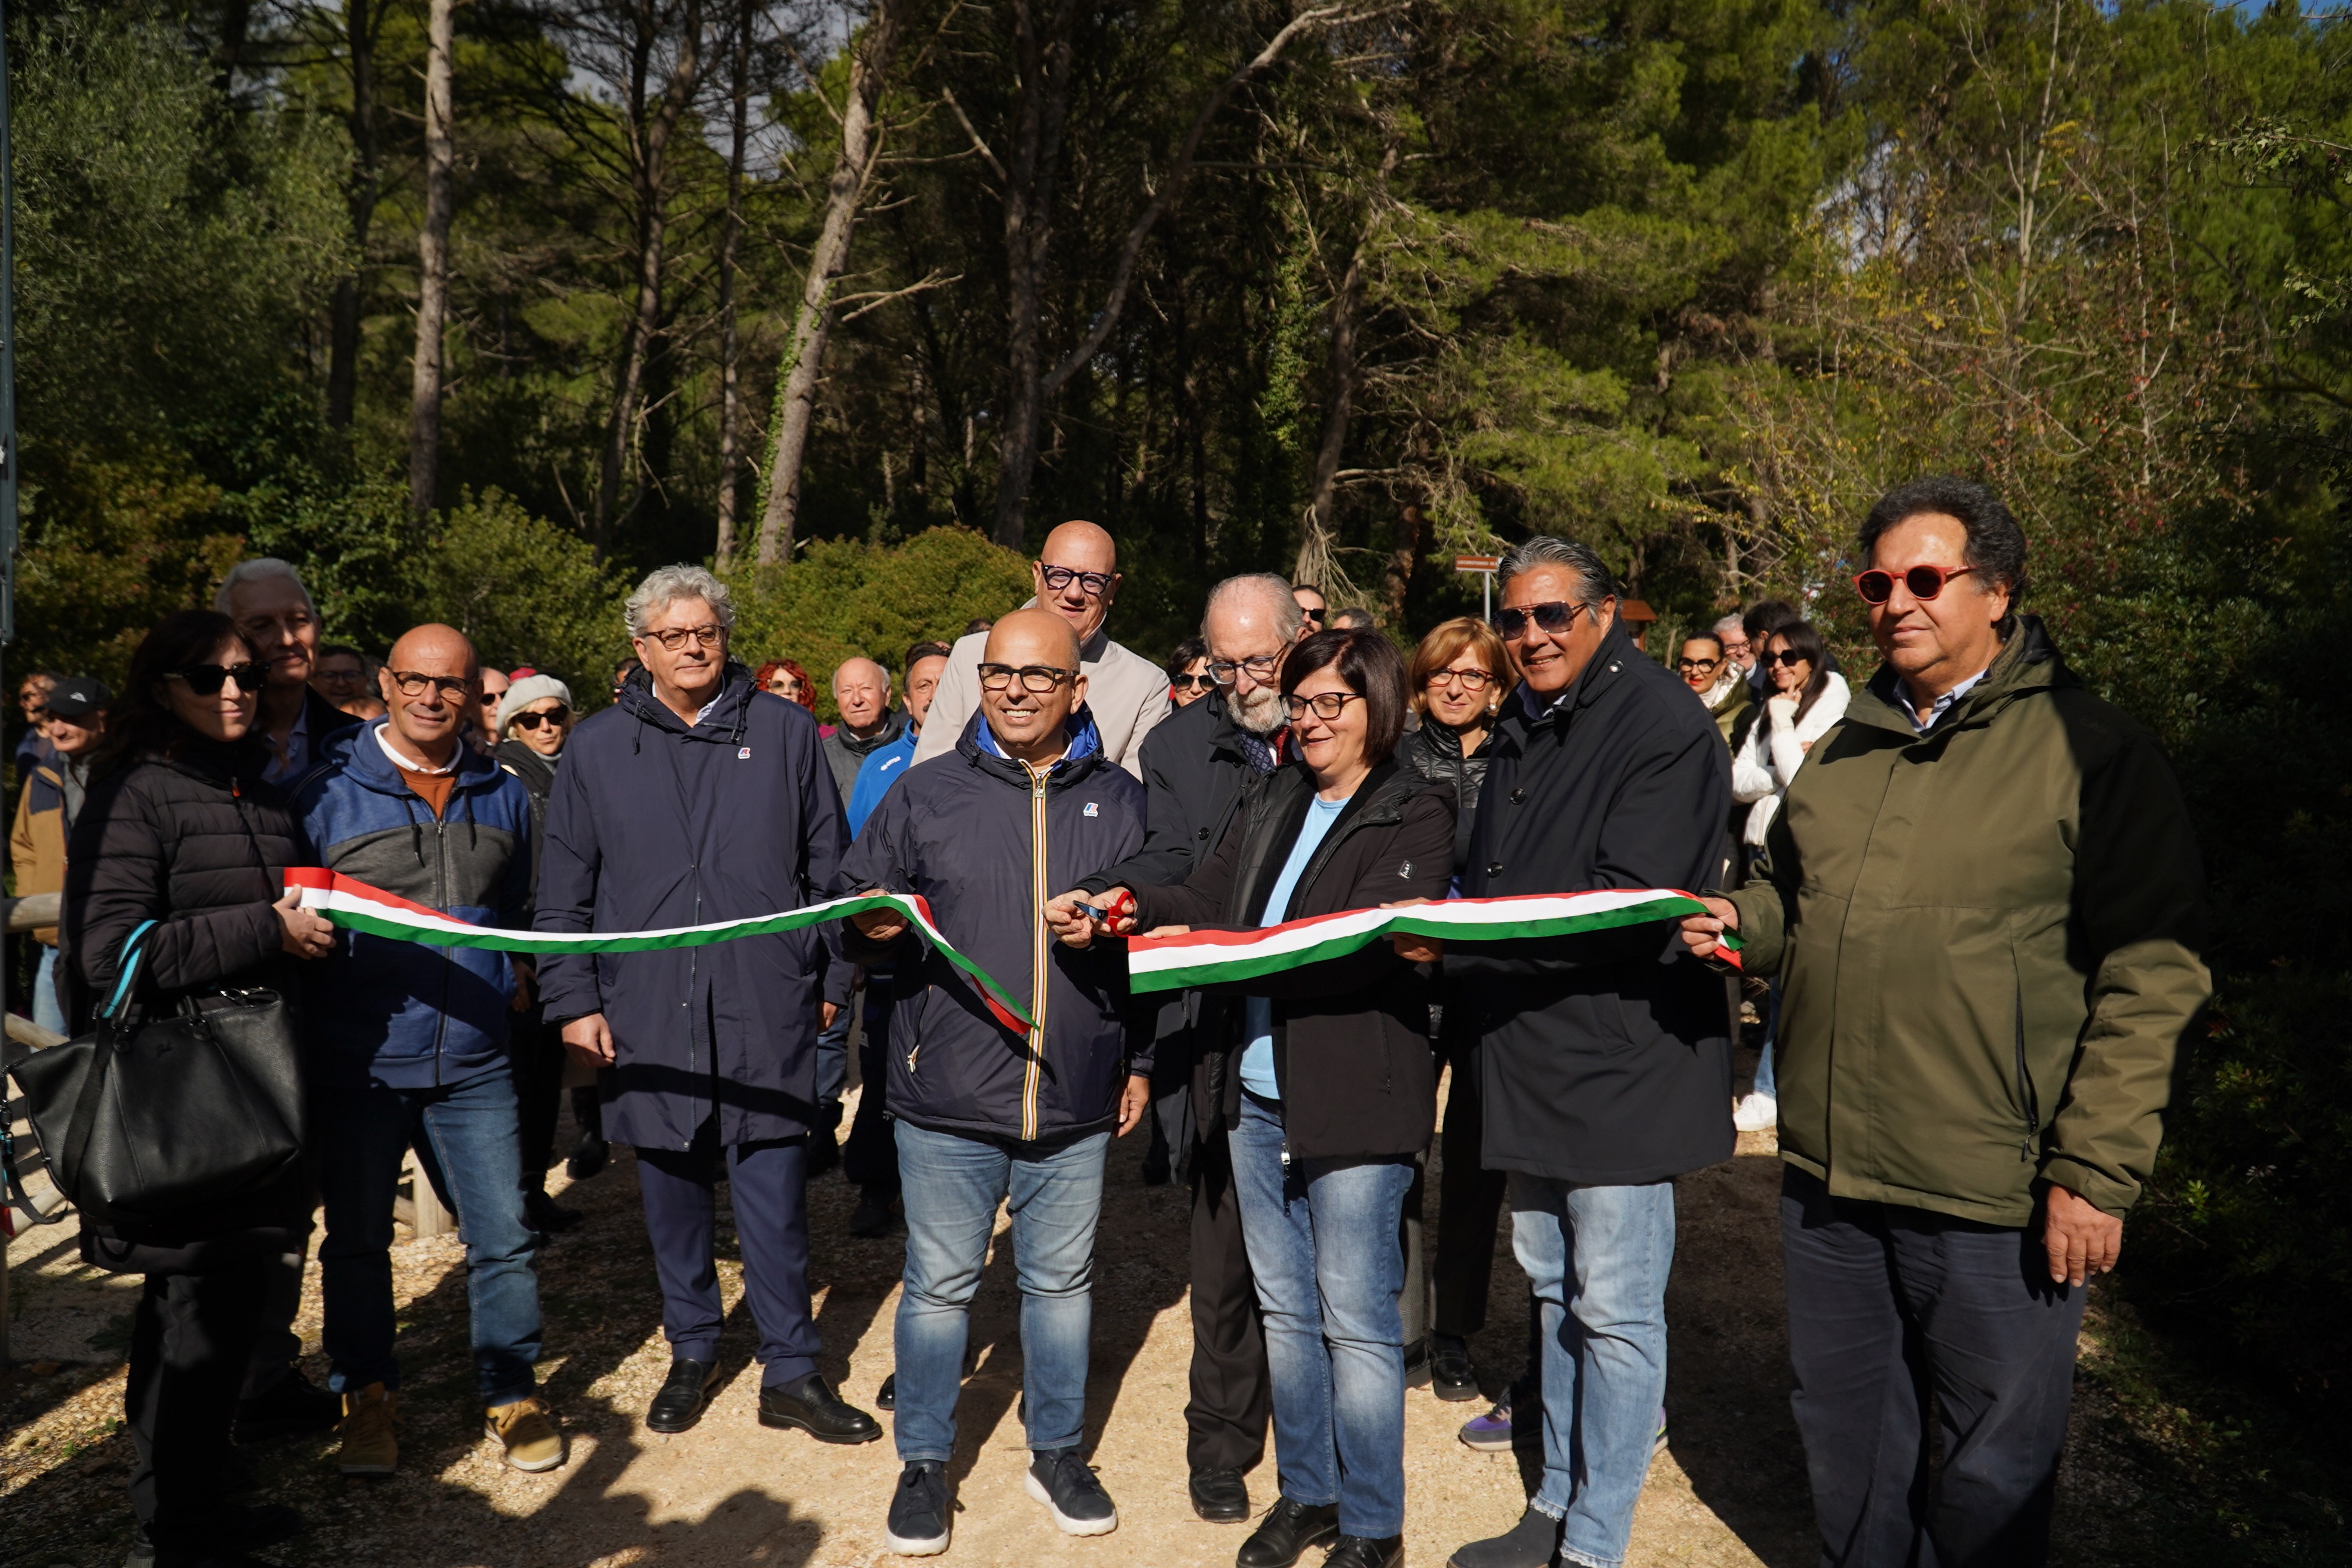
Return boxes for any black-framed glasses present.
[1763,648,1811,668]
[978,662,1076,693]
[1425,667,1497,691]
[509,708,571,731]
[1282,691,1364,722]
[1492,601,1584,641]
[1676,657,1722,673]
[1170,672,1214,693]
[1854,564,1977,605]
[167,661,268,696]
[1207,653,1281,686]
[643,623,725,651]
[1038,564,1114,598]
[388,670,476,700]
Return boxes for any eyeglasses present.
[978,663,1076,693]
[1282,691,1364,722]
[388,670,476,700]
[1425,667,1497,691]
[642,623,725,651]
[1762,649,1811,669]
[1207,654,1281,686]
[509,708,570,731]
[1492,601,1584,641]
[1038,564,1114,598]
[1854,564,1977,605]
[1171,673,1214,693]
[167,662,267,696]
[1676,657,1722,673]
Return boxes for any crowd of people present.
[8,476,2210,1568]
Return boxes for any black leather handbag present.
[11,919,308,1224]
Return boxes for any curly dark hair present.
[1859,476,2029,627]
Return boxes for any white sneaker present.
[1732,1092,1778,1132]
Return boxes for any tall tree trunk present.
[752,0,906,566]
[406,0,457,519]
[326,0,382,430]
[712,0,754,566]
[992,2,1353,547]
[1295,239,1363,581]
[598,0,705,555]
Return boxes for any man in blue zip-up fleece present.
[295,623,564,1480]
[842,609,1152,1557]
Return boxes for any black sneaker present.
[1447,1506,1558,1568]
[1025,1446,1117,1536]
[232,1368,340,1444]
[884,1460,951,1556]
[1236,1495,1339,1567]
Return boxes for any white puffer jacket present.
[1732,670,1851,846]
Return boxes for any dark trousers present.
[1186,1122,1272,1474]
[237,1236,311,1400]
[1431,1031,1509,1337]
[510,1006,565,1198]
[1781,1166,2088,1568]
[635,1120,822,1386]
[842,991,900,1192]
[128,1253,270,1545]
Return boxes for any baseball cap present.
[44,676,111,719]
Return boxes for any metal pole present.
[1482,571,1491,622]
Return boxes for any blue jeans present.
[317,1065,544,1406]
[1509,1175,1676,1568]
[816,998,852,1111]
[1754,984,1780,1099]
[1230,1092,1414,1538]
[893,1122,1107,1462]
[32,944,65,1037]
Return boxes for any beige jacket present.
[912,615,1171,779]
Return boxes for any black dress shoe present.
[1324,1535,1404,1568]
[1189,1466,1249,1523]
[1402,1337,1432,1389]
[566,1131,610,1183]
[758,1373,882,1443]
[1429,1334,1478,1402]
[645,1357,719,1434]
[233,1367,340,1443]
[523,1189,583,1234]
[875,1372,896,1410]
[1237,1496,1340,1568]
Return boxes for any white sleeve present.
[1731,721,1779,804]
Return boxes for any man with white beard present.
[1047,572,1310,1527]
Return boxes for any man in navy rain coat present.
[535,565,880,1446]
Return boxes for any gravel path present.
[6,1070,2136,1568]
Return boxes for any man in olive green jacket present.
[1683,477,2207,1568]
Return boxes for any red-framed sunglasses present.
[1853,564,1977,605]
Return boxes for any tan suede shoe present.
[485,1395,565,1472]
[336,1382,399,1477]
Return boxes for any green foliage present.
[722,528,1031,722]
[408,491,629,705]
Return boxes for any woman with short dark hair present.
[1070,627,1453,1568]
[66,608,338,1567]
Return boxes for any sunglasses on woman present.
[1853,564,1977,604]
[1763,648,1811,668]
[167,661,268,696]
[509,708,570,731]
[1170,672,1214,693]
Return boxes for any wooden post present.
[396,1149,458,1240]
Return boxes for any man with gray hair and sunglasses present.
[534,565,881,1447]
[1440,537,1734,1568]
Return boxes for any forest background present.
[5,0,2350,1550]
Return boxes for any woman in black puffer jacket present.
[1395,616,1511,1404]
[63,609,336,1568]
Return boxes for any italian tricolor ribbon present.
[285,867,1039,1032]
[1126,889,1740,993]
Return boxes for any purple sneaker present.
[1458,1396,1513,1451]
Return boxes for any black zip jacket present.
[1448,618,1735,1185]
[62,739,314,1248]
[841,709,1147,1146]
[1396,715,1494,879]
[1131,758,1455,1161]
